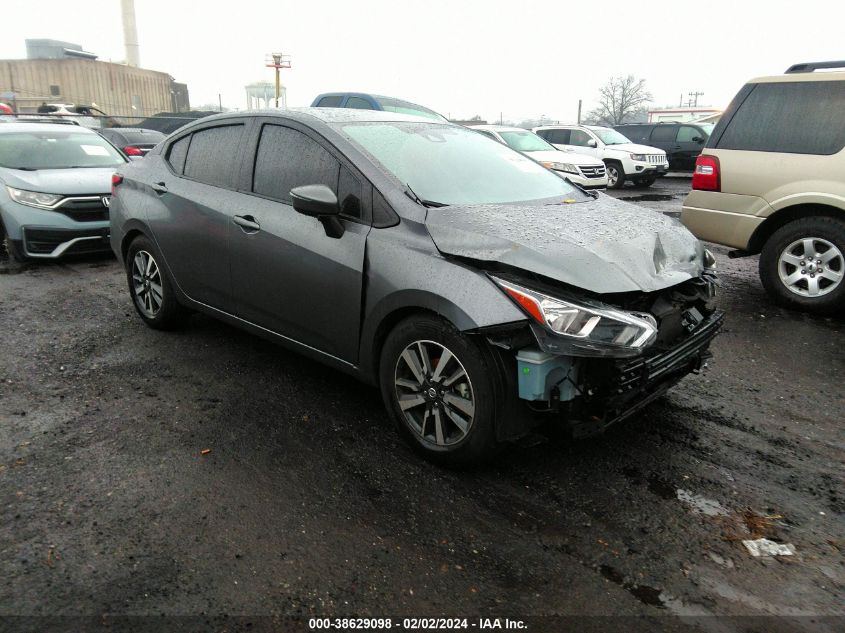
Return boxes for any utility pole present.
[688,91,704,107]
[266,52,292,108]
[577,99,582,124]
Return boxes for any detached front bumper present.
[568,309,725,437]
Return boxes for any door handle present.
[672,145,682,150]
[233,214,261,232]
[151,181,167,194]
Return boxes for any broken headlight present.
[492,277,658,357]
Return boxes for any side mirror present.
[290,184,344,238]
[693,136,705,144]
[586,139,597,148]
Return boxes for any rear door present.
[146,121,248,313]
[674,125,706,170]
[230,119,371,363]
[648,125,678,165]
[536,128,570,151]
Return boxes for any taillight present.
[123,146,143,156]
[692,155,720,191]
[111,173,123,194]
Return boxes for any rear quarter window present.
[166,135,190,174]
[716,81,845,155]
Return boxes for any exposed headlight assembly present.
[541,161,579,175]
[491,277,658,357]
[6,186,63,210]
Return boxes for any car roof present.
[749,70,845,84]
[177,107,451,128]
[0,122,98,134]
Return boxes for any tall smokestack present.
[121,0,140,67]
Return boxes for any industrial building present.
[0,1,189,119]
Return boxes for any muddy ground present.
[1,178,842,632]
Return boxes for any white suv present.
[470,125,608,189]
[533,125,668,189]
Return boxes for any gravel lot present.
[1,177,843,632]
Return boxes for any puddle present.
[676,489,730,517]
[646,475,729,516]
[618,194,680,202]
[599,565,665,608]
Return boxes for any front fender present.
[357,223,525,382]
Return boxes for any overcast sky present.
[3,0,843,122]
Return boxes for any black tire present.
[605,161,625,189]
[1,220,25,263]
[759,216,845,315]
[379,314,502,467]
[125,235,188,329]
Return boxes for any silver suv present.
[0,122,126,261]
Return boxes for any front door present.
[674,125,707,171]
[230,121,370,363]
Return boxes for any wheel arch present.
[749,203,845,254]
[358,290,508,385]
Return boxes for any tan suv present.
[682,61,845,314]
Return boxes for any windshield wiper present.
[404,183,448,208]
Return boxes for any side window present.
[717,81,845,154]
[622,126,648,142]
[317,95,343,107]
[183,125,244,188]
[166,134,191,174]
[372,188,399,228]
[346,96,374,110]
[253,125,340,203]
[548,129,571,144]
[338,164,362,220]
[650,125,676,142]
[569,129,592,146]
[676,126,701,143]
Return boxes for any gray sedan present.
[109,109,722,465]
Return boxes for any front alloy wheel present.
[606,162,625,189]
[394,340,475,447]
[379,315,500,465]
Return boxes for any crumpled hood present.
[425,195,705,294]
[0,167,116,195]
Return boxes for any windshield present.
[376,97,448,122]
[0,130,126,169]
[340,122,582,206]
[499,130,556,153]
[593,128,631,145]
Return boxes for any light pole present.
[265,52,291,108]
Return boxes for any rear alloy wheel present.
[126,235,187,329]
[379,315,500,466]
[760,217,845,314]
[605,162,625,189]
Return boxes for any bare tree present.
[586,76,652,125]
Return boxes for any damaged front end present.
[480,270,723,440]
